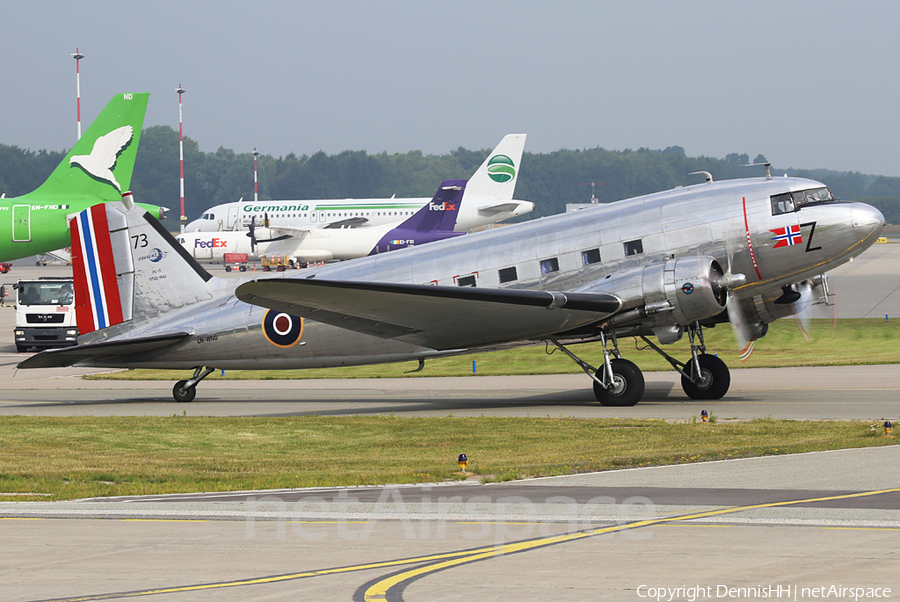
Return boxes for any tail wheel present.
[681,354,730,400]
[173,380,197,403]
[593,359,645,407]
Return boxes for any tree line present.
[2,125,900,228]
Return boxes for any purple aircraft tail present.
[370,179,468,254]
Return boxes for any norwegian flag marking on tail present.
[70,205,124,334]
[770,224,803,248]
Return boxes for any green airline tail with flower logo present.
[1,92,166,261]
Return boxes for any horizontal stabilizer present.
[236,279,620,350]
[477,202,523,215]
[17,332,191,369]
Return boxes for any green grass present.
[89,318,900,381]
[0,416,895,501]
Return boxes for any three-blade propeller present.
[246,213,279,253]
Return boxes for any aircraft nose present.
[851,203,885,237]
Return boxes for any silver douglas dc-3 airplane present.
[19,168,885,405]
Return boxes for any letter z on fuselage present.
[19,175,884,406]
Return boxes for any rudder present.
[463,134,526,201]
[30,93,149,203]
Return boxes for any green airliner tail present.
[0,92,164,262]
[27,93,149,203]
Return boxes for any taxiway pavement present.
[0,360,898,420]
[3,446,898,601]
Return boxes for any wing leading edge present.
[235,279,621,350]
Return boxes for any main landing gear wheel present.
[681,354,730,400]
[173,380,197,403]
[593,359,645,407]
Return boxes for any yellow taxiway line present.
[21,486,900,602]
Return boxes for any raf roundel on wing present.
[262,310,304,347]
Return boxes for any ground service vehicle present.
[12,278,77,352]
[223,253,249,272]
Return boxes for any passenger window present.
[771,192,795,215]
[623,240,643,256]
[540,258,559,274]
[582,248,601,265]
[457,275,476,287]
[498,266,518,283]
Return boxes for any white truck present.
[6,278,78,352]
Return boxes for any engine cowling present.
[580,255,728,341]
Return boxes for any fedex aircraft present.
[184,134,533,234]
[21,168,884,407]
[179,180,468,264]
[0,93,166,261]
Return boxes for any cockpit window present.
[793,187,835,208]
[771,187,835,215]
[771,193,795,215]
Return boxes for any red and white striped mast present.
[71,48,85,140]
[253,148,260,203]
[176,85,186,233]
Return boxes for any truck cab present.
[10,278,78,352]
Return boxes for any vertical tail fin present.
[463,134,526,201]
[370,180,467,254]
[69,196,215,342]
[400,179,466,232]
[29,93,149,203]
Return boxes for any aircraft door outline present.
[13,205,31,242]
[226,206,239,231]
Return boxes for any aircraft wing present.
[324,217,369,229]
[17,332,191,369]
[236,279,621,350]
[268,226,329,240]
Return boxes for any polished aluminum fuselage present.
[82,177,884,369]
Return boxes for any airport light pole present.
[580,181,605,204]
[177,85,186,233]
[71,48,85,140]
[253,148,260,203]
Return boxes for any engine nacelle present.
[581,256,727,339]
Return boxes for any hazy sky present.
[2,1,899,177]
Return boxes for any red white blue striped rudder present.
[69,203,135,335]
